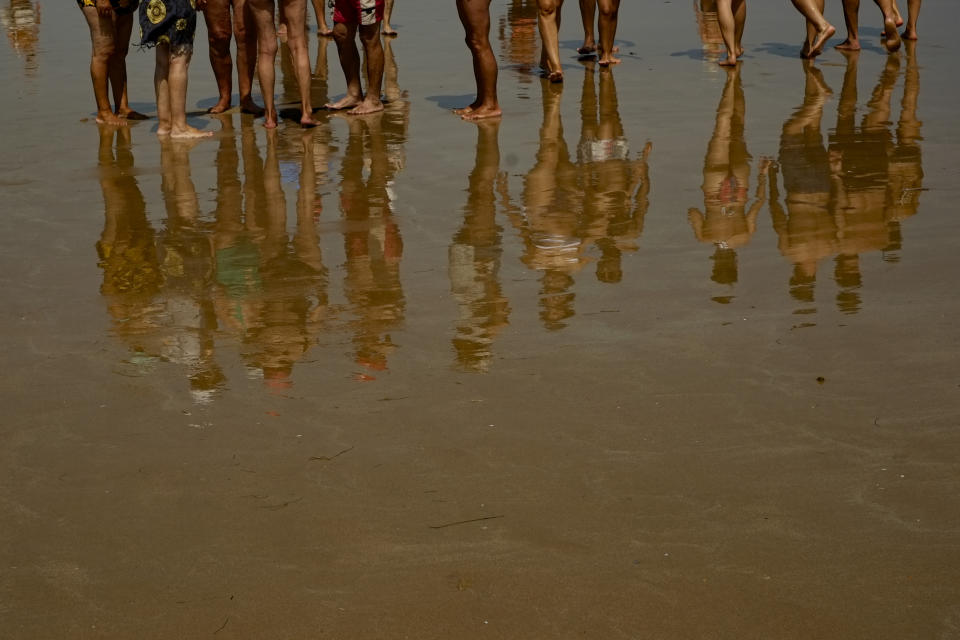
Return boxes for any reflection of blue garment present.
[280,162,300,185]
[216,238,262,299]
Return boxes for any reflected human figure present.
[688,66,768,295]
[576,0,621,66]
[886,40,923,227]
[247,0,320,127]
[768,60,836,311]
[156,136,224,396]
[499,0,539,82]
[770,50,922,315]
[2,0,41,74]
[693,0,725,62]
[448,120,511,372]
[835,0,902,53]
[78,0,146,126]
[454,0,501,120]
[513,80,581,329]
[202,0,264,114]
[537,0,565,82]
[96,125,162,343]
[247,129,328,388]
[577,63,651,283]
[337,114,406,378]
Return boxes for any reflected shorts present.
[332,0,383,26]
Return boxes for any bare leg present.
[350,23,384,114]
[717,0,738,65]
[111,13,145,119]
[281,0,321,125]
[310,0,332,34]
[204,0,234,113]
[596,0,620,65]
[902,0,920,39]
[234,0,265,114]
[382,0,397,35]
[792,0,834,57]
[578,0,596,54]
[891,0,903,25]
[154,43,173,134]
[249,0,279,127]
[326,20,364,110]
[81,6,126,126]
[734,0,745,56]
[169,49,214,137]
[874,0,901,51]
[455,0,501,119]
[537,0,564,82]
[836,0,861,50]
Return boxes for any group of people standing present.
[78,0,398,134]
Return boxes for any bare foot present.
[325,94,363,110]
[118,108,149,120]
[240,99,265,116]
[263,108,277,129]
[317,24,333,36]
[277,23,287,39]
[577,41,596,55]
[598,52,621,66]
[808,24,835,57]
[170,124,214,138]
[835,38,860,51]
[453,103,480,116]
[348,97,384,115]
[883,18,902,52]
[207,100,231,114]
[902,28,918,40]
[382,24,397,35]
[301,111,321,127]
[461,104,501,120]
[156,125,170,135]
[718,55,738,67]
[892,5,904,26]
[547,70,564,83]
[96,110,127,126]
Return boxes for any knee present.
[259,37,278,57]
[208,28,232,52]
[93,40,116,63]
[464,33,489,53]
[538,1,558,17]
[598,2,618,18]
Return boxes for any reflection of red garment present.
[383,222,402,261]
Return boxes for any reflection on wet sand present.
[499,0,539,81]
[448,121,511,372]
[94,35,412,394]
[510,67,651,329]
[96,128,226,402]
[769,45,923,315]
[694,0,724,62]
[1,0,40,74]
[338,111,407,379]
[688,66,768,303]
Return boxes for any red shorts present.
[332,0,383,25]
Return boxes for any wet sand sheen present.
[2,1,960,638]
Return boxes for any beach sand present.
[1,1,960,637]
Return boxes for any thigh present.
[280,0,308,33]
[247,0,277,33]
[204,0,233,35]
[81,5,117,50]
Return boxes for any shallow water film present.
[2,1,960,637]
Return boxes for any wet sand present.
[2,1,960,637]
